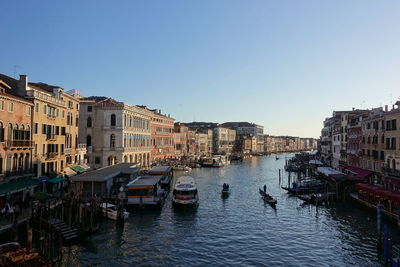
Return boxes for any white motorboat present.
[172,176,198,206]
[99,203,129,220]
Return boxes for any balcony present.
[4,140,34,149]
[46,134,57,141]
[77,144,86,152]
[46,152,58,159]
[47,114,57,119]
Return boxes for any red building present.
[0,79,34,183]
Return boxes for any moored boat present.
[99,203,129,220]
[126,175,166,208]
[172,176,198,206]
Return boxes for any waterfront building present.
[213,127,236,155]
[360,107,386,178]
[193,128,213,155]
[79,97,153,168]
[382,102,400,177]
[1,74,71,177]
[221,122,264,153]
[346,112,369,168]
[235,134,256,155]
[173,122,188,157]
[321,117,334,165]
[147,109,175,162]
[0,78,34,182]
[264,135,275,154]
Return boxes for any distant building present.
[173,122,188,157]
[213,127,236,155]
[221,122,264,153]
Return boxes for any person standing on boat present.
[263,184,267,193]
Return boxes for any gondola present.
[221,188,230,198]
[259,188,277,205]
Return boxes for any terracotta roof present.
[28,82,61,92]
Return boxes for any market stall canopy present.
[0,178,38,197]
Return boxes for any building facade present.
[0,79,34,182]
[149,109,175,162]
[213,127,236,155]
[79,97,153,168]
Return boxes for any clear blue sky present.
[1,1,400,138]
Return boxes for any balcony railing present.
[4,140,34,148]
[77,144,86,152]
[4,169,34,178]
[64,148,72,154]
[46,134,57,141]
[47,114,57,119]
[46,152,58,159]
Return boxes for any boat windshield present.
[174,189,197,195]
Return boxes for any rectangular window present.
[43,104,47,114]
[56,126,60,135]
[42,124,46,134]
[35,103,39,112]
[0,100,4,110]
[62,110,65,118]
[34,123,38,134]
[26,106,31,115]
[8,102,13,112]
[61,127,66,135]
[88,106,92,112]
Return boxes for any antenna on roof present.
[13,65,20,78]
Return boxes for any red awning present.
[384,176,400,187]
[344,166,373,178]
[356,184,400,203]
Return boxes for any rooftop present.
[70,163,139,182]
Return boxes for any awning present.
[343,166,372,179]
[81,164,90,170]
[64,167,77,177]
[0,178,38,197]
[317,167,344,177]
[71,166,87,173]
[47,177,67,184]
[384,177,400,187]
[309,160,323,165]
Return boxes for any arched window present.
[87,117,92,128]
[111,114,116,127]
[110,134,116,148]
[86,135,92,147]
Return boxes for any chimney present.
[17,74,28,97]
[385,105,388,112]
[352,107,355,111]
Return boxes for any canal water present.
[63,155,399,266]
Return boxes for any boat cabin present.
[148,166,173,188]
[126,175,166,206]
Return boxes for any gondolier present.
[263,184,267,193]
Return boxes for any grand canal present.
[63,155,398,266]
